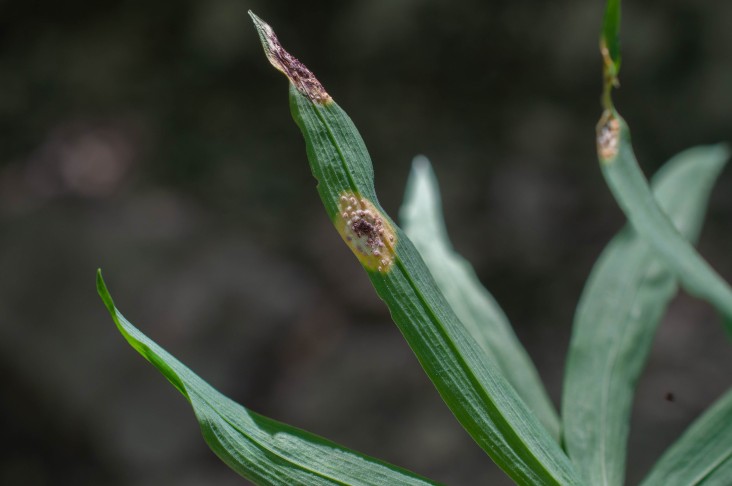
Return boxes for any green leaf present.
[600,0,621,110]
[97,270,440,486]
[250,12,580,485]
[641,388,732,486]
[562,144,729,486]
[601,0,621,73]
[596,110,732,335]
[399,156,560,441]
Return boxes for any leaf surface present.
[97,271,440,486]
[563,144,728,486]
[641,388,732,486]
[601,0,621,76]
[400,156,560,440]
[597,110,732,334]
[250,11,579,486]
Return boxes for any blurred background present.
[1,0,730,484]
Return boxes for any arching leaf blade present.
[597,110,732,335]
[97,270,440,486]
[563,144,729,485]
[250,12,581,485]
[400,156,560,441]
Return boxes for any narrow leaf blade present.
[250,12,580,485]
[563,145,729,485]
[601,0,621,74]
[400,156,560,440]
[641,388,732,486]
[600,0,621,110]
[97,270,439,486]
[597,110,732,334]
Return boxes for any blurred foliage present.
[0,1,730,484]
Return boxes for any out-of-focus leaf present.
[250,11,580,485]
[600,0,621,110]
[97,271,440,486]
[601,0,621,75]
[596,110,732,335]
[641,388,732,486]
[400,155,560,441]
[563,144,728,485]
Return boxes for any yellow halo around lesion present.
[335,192,397,273]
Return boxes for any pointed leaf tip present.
[248,11,332,104]
[411,155,431,171]
[97,266,437,484]
[96,268,116,315]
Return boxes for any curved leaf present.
[641,388,732,486]
[596,110,732,335]
[250,12,579,486]
[97,271,440,486]
[562,144,728,485]
[400,156,560,440]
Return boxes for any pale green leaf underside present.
[97,271,439,486]
[600,112,732,334]
[563,144,729,486]
[400,156,560,441]
[641,388,732,486]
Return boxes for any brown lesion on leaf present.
[597,110,621,161]
[336,192,397,273]
[249,11,332,105]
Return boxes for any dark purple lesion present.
[351,219,374,238]
[275,49,331,104]
[336,192,396,272]
[351,217,386,254]
[250,11,332,104]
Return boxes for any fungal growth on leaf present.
[249,11,332,104]
[337,193,397,273]
[597,110,621,161]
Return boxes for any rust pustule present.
[597,110,620,161]
[352,219,375,238]
[336,193,397,273]
[249,11,332,104]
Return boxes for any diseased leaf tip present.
[248,11,332,104]
[597,110,621,161]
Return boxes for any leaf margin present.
[399,155,560,441]
[97,269,441,486]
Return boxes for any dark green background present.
[1,0,730,484]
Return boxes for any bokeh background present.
[1,0,731,484]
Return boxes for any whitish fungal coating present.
[336,192,397,273]
[249,11,332,104]
[597,110,620,161]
